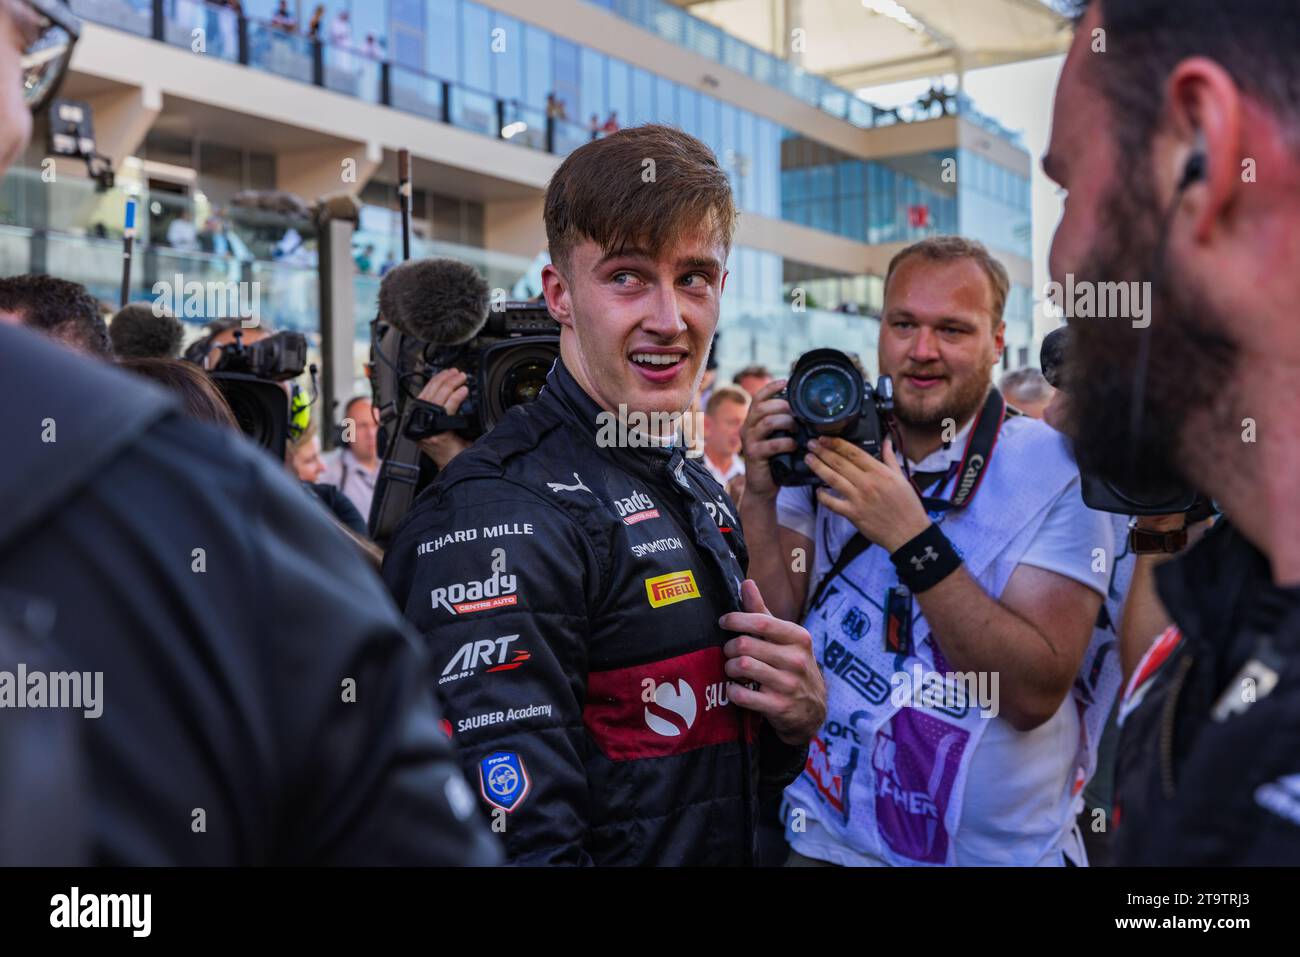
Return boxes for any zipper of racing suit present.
[655,450,757,865]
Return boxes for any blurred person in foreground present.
[742,236,1120,866]
[0,273,112,357]
[382,124,824,865]
[999,366,1055,420]
[0,0,498,866]
[1049,0,1300,864]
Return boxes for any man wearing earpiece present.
[1048,0,1300,864]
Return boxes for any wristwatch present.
[1128,517,1188,554]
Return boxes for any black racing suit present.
[1113,519,1300,863]
[383,359,808,865]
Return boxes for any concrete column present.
[318,212,359,448]
[483,194,547,260]
[278,139,382,202]
[84,84,162,169]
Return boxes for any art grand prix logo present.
[439,634,530,685]
[430,547,517,615]
[644,570,700,608]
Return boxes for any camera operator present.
[382,124,824,865]
[0,273,112,357]
[1047,0,1300,864]
[411,368,472,469]
[0,0,498,866]
[742,236,1121,866]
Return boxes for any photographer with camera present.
[1046,0,1300,864]
[742,237,1120,866]
[382,124,823,865]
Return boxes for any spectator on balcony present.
[588,112,600,140]
[166,209,199,252]
[354,244,375,275]
[167,209,200,252]
[270,1,296,33]
[331,9,352,49]
[602,110,620,134]
[307,4,325,41]
[199,214,231,257]
[546,93,567,121]
[362,33,382,60]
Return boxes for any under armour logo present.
[910,546,939,571]
[547,472,593,495]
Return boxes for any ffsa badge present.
[479,751,531,812]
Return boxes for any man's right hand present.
[740,378,797,502]
[416,368,472,469]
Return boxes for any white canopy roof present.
[676,0,1074,88]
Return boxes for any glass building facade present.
[54,0,1036,377]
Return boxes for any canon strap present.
[807,388,1012,613]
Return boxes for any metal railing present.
[67,0,602,159]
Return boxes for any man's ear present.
[720,268,729,295]
[993,320,1006,364]
[541,262,574,329]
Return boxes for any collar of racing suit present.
[543,357,688,483]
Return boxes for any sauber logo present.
[642,678,697,737]
[614,490,660,525]
[585,648,752,760]
[431,548,517,615]
[645,570,700,608]
[439,634,531,685]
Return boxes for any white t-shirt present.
[704,452,745,488]
[776,415,1114,866]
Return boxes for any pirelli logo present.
[645,570,701,608]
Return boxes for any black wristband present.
[890,523,962,592]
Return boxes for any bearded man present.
[742,236,1122,866]
[1046,0,1300,864]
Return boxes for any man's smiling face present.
[542,225,728,424]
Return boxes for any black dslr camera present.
[185,328,308,453]
[770,348,895,486]
[408,302,560,441]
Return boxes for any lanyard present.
[906,388,1010,513]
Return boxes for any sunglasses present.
[19,0,81,113]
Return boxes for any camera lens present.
[500,357,550,409]
[799,368,853,420]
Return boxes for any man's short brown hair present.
[705,384,750,417]
[544,124,737,273]
[885,236,1010,327]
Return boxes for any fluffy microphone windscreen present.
[378,257,490,346]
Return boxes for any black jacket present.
[0,324,500,865]
[1113,519,1300,864]
[383,359,807,865]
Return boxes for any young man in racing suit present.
[383,124,825,865]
